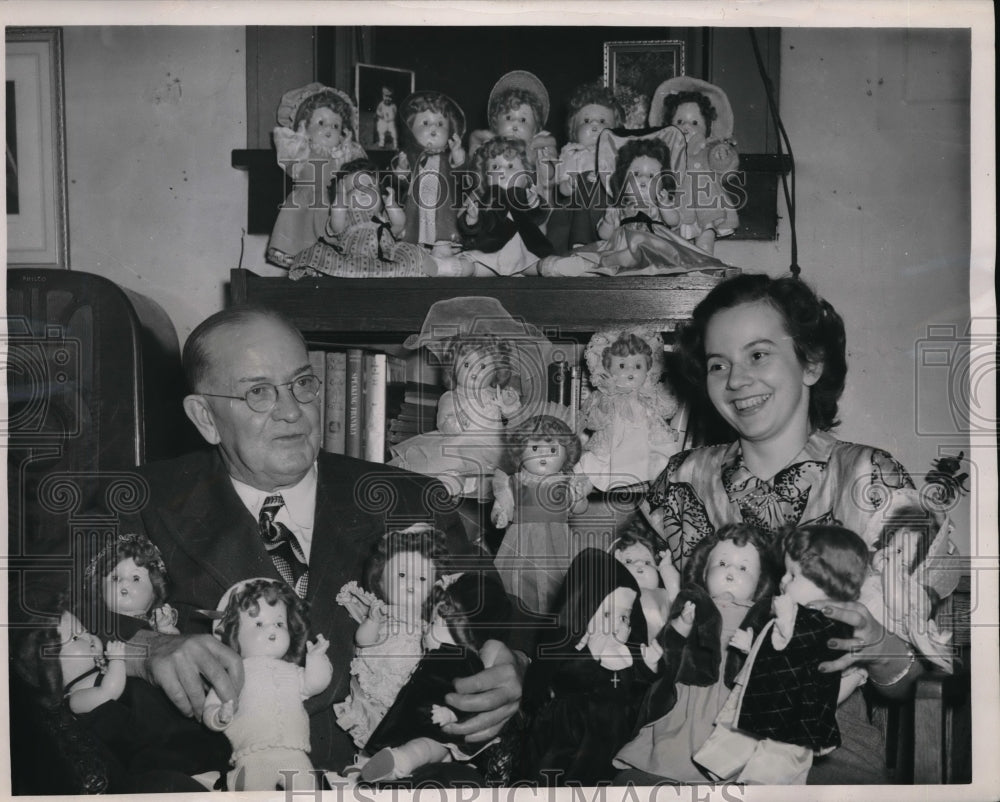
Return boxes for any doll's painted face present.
[616,543,658,590]
[486,153,529,190]
[608,351,649,393]
[238,598,290,659]
[411,109,450,151]
[872,527,922,576]
[57,611,103,685]
[584,586,636,657]
[520,437,567,477]
[780,555,827,606]
[624,156,663,207]
[454,348,496,391]
[103,556,156,618]
[495,103,539,142]
[671,101,706,141]
[383,550,434,619]
[573,103,615,148]
[306,107,346,155]
[705,540,761,602]
[423,606,456,651]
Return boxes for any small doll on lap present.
[335,526,447,749]
[457,136,554,276]
[204,578,333,792]
[289,158,441,279]
[361,573,513,783]
[611,517,681,643]
[492,413,590,615]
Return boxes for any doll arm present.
[303,635,334,696]
[384,186,406,236]
[657,553,682,603]
[460,194,480,228]
[641,639,664,672]
[202,688,234,731]
[336,580,379,624]
[596,207,621,240]
[436,391,465,433]
[448,133,466,168]
[355,601,388,647]
[729,627,754,654]
[491,470,515,528]
[837,666,869,704]
[655,187,682,228]
[670,600,697,639]
[273,124,311,174]
[67,642,128,715]
[770,594,798,651]
[152,604,180,634]
[568,473,592,515]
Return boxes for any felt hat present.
[276,82,360,135]
[488,70,550,127]
[399,89,467,140]
[648,76,734,138]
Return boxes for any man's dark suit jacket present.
[127,448,484,772]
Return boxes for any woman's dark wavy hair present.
[676,273,848,433]
[660,90,717,137]
[610,138,676,204]
[683,522,779,602]
[13,611,69,710]
[217,579,310,665]
[565,82,623,140]
[781,524,869,602]
[363,527,448,607]
[503,414,582,474]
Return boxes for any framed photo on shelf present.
[604,40,686,128]
[6,27,69,269]
[355,63,415,152]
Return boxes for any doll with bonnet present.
[577,327,682,491]
[267,83,367,268]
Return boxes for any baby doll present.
[375,86,398,149]
[389,334,523,498]
[393,90,467,258]
[80,532,179,642]
[611,516,681,643]
[693,524,870,784]
[457,136,554,276]
[204,578,333,792]
[576,328,681,491]
[649,77,741,255]
[267,83,367,268]
[614,523,778,782]
[491,413,590,615]
[288,158,442,279]
[361,572,513,783]
[517,547,660,786]
[334,526,447,749]
[469,71,558,202]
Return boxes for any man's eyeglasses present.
[200,375,321,413]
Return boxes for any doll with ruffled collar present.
[577,328,681,491]
[267,83,367,268]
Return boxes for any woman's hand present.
[441,640,525,743]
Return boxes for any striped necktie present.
[258,493,308,598]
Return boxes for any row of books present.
[307,348,441,462]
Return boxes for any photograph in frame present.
[355,62,415,151]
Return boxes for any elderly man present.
[122,306,523,780]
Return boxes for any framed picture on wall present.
[604,40,686,128]
[355,63,415,152]
[6,27,69,269]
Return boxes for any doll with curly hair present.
[457,136,553,276]
[333,525,447,750]
[203,578,332,792]
[267,83,367,268]
[491,413,591,614]
[611,516,681,643]
[577,328,681,491]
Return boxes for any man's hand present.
[138,632,244,718]
[441,639,525,743]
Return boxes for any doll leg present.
[694,228,717,255]
[736,740,813,785]
[234,750,317,791]
[361,738,451,782]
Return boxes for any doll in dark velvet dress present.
[516,548,661,786]
[360,573,513,783]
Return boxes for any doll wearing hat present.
[649,77,741,255]
[267,83,367,269]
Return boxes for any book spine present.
[345,348,364,459]
[364,352,387,463]
[569,364,581,432]
[308,350,327,436]
[323,351,347,454]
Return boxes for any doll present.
[203,578,333,792]
[491,413,590,615]
[539,138,729,276]
[267,83,367,268]
[334,526,447,749]
[576,328,681,491]
[288,158,443,279]
[393,90,467,258]
[611,516,681,643]
[517,548,660,786]
[360,572,513,782]
[375,86,398,149]
[79,532,178,642]
[693,524,870,784]
[14,606,230,790]
[648,77,741,255]
[614,523,778,782]
[469,71,559,202]
[457,136,554,276]
[389,333,523,498]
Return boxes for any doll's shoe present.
[360,748,400,782]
